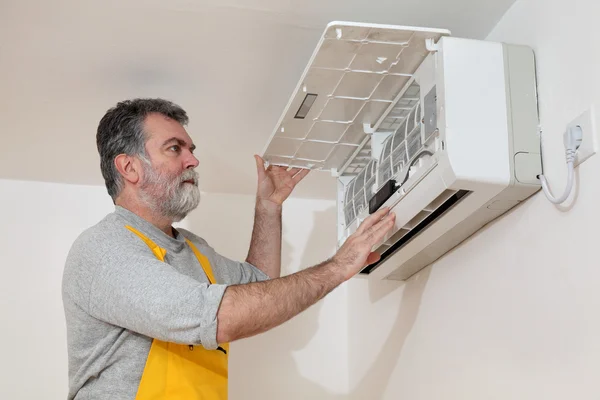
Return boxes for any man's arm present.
[217,207,395,344]
[246,155,309,278]
[245,200,282,278]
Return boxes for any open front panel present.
[262,22,450,172]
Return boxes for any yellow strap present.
[124,225,217,284]
[125,226,167,261]
[185,239,217,285]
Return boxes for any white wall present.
[0,180,342,399]
[347,1,600,399]
[0,179,114,398]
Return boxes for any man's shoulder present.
[68,212,139,257]
[63,212,152,304]
[64,212,151,285]
[63,213,118,307]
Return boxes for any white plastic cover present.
[261,21,449,172]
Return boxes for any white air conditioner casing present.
[261,22,541,281]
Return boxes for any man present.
[62,98,395,399]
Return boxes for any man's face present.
[138,113,200,221]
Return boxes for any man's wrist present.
[256,198,282,215]
[322,258,350,284]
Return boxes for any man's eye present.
[169,145,180,152]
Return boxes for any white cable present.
[539,161,574,204]
[538,126,582,204]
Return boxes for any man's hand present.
[331,207,396,280]
[254,155,310,208]
[246,155,309,278]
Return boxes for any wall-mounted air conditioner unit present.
[261,22,541,281]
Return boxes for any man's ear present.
[115,154,141,185]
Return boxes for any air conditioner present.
[261,21,542,281]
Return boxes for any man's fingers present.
[254,154,265,166]
[292,168,310,184]
[363,212,396,245]
[365,252,381,266]
[355,207,390,235]
[287,167,302,176]
[254,155,266,180]
[271,165,287,173]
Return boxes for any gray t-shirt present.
[62,206,269,400]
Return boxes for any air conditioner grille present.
[377,80,423,188]
[343,159,378,226]
[342,140,373,175]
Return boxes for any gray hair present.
[96,98,189,202]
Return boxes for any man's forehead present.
[144,113,192,143]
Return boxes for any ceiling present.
[0,0,516,199]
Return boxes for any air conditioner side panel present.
[504,43,542,187]
[439,37,512,188]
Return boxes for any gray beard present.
[139,161,201,222]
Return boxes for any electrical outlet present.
[569,106,598,166]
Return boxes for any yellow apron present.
[125,225,229,400]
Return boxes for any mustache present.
[179,169,199,185]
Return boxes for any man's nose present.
[185,152,199,169]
